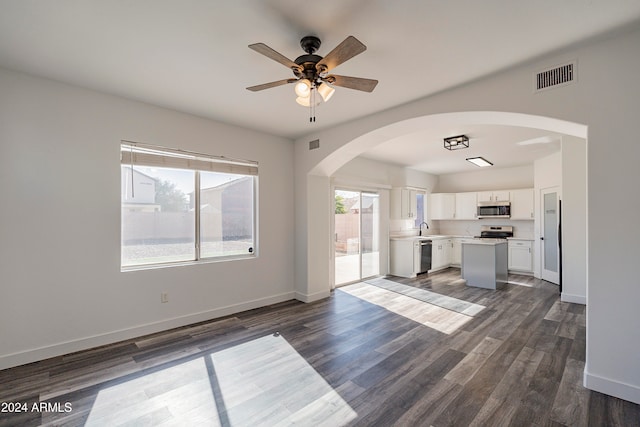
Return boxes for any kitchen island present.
[461,239,508,290]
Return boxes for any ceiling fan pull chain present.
[312,89,316,122]
[309,88,316,122]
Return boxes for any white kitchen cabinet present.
[508,239,534,273]
[451,238,462,267]
[430,238,452,271]
[391,188,424,220]
[455,192,478,220]
[477,190,510,202]
[390,238,422,278]
[430,193,456,220]
[510,188,535,220]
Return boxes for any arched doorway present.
[300,111,587,304]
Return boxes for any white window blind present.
[120,141,258,176]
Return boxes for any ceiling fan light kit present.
[296,95,321,107]
[294,79,312,97]
[247,35,378,122]
[317,82,335,102]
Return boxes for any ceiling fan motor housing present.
[300,35,321,54]
[294,54,323,81]
[295,36,325,82]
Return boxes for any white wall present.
[435,165,533,193]
[294,27,640,403]
[333,156,438,190]
[561,136,587,304]
[0,68,295,369]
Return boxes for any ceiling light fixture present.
[444,134,469,150]
[294,79,312,97]
[295,94,321,107]
[317,82,335,102]
[247,35,378,123]
[466,157,494,167]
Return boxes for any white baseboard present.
[584,370,640,404]
[561,292,586,305]
[0,292,296,371]
[295,290,330,303]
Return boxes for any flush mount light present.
[444,134,469,150]
[466,157,494,167]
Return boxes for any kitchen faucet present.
[419,221,429,236]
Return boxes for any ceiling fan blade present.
[248,43,302,72]
[246,79,297,92]
[325,75,378,92]
[316,36,366,73]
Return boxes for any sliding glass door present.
[334,189,380,286]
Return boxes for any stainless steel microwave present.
[477,201,511,218]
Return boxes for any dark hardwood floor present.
[1,269,639,426]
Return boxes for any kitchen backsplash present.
[389,219,422,236]
[437,219,535,239]
[390,218,535,239]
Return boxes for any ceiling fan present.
[246,35,378,120]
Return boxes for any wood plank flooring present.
[1,269,639,426]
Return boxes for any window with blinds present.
[120,141,257,268]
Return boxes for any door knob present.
[540,237,545,240]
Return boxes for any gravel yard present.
[122,240,253,266]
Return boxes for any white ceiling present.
[360,125,563,175]
[1,1,639,174]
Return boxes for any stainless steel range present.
[475,225,514,239]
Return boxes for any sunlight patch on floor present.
[365,277,486,316]
[507,280,534,287]
[339,282,475,334]
[85,335,356,426]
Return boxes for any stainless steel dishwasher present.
[419,239,432,274]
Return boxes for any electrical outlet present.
[161,292,169,303]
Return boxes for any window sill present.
[120,253,257,272]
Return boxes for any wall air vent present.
[309,139,320,150]
[534,61,576,92]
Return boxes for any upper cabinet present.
[477,190,510,202]
[430,193,456,220]
[455,192,478,220]
[391,187,424,221]
[510,188,535,220]
[430,191,481,220]
[427,188,534,221]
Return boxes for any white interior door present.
[540,187,560,284]
[334,189,379,286]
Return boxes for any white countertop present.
[390,234,532,241]
[390,236,431,241]
[461,238,508,245]
[389,234,474,240]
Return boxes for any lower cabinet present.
[452,238,479,268]
[451,238,463,267]
[390,239,422,278]
[392,236,533,276]
[430,238,452,271]
[508,239,533,273]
